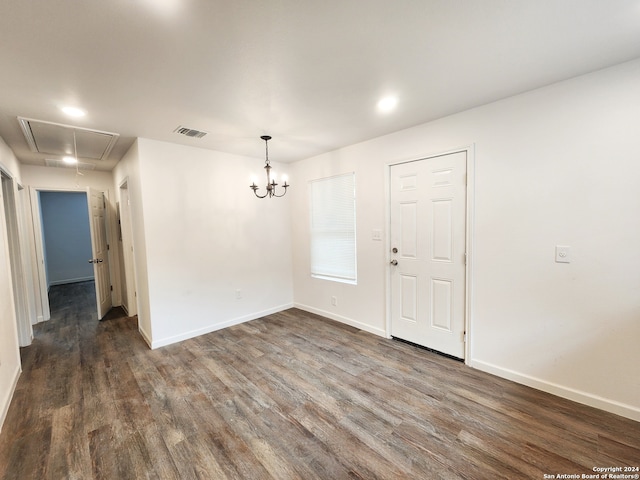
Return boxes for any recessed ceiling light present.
[61,106,86,117]
[62,156,77,164]
[377,96,398,113]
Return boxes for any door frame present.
[385,145,475,364]
[0,165,33,346]
[29,186,112,322]
[118,178,138,317]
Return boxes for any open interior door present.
[87,188,112,319]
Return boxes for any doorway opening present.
[30,188,113,322]
[118,179,137,317]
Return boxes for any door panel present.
[400,274,418,322]
[390,151,467,358]
[432,199,453,261]
[400,202,418,258]
[431,278,453,331]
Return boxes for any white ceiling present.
[1,0,640,171]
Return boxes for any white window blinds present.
[310,173,357,283]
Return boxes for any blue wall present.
[40,191,94,287]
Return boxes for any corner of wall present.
[0,364,21,434]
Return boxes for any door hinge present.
[110,285,113,291]
[107,244,110,251]
[463,331,467,343]
[464,252,467,265]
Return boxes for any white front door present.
[390,151,467,359]
[87,188,112,319]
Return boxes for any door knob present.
[88,259,95,264]
[390,260,398,266]
[392,247,398,253]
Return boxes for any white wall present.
[291,59,640,421]
[20,165,115,194]
[123,138,294,348]
[113,140,153,343]
[39,191,94,286]
[0,137,22,432]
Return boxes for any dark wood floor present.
[1,283,638,479]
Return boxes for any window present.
[310,173,356,284]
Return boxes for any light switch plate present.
[372,229,382,241]
[555,245,571,263]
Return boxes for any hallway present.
[0,281,141,479]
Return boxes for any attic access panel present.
[18,117,119,161]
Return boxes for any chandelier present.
[250,135,289,198]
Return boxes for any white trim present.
[48,276,95,286]
[149,303,294,349]
[27,187,49,322]
[384,145,475,363]
[138,324,152,348]
[118,178,138,318]
[0,169,32,346]
[464,145,476,363]
[471,359,640,422]
[0,364,21,434]
[294,302,387,337]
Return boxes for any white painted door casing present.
[390,151,467,358]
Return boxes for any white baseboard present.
[293,303,387,338]
[470,359,640,422]
[48,276,95,287]
[138,325,152,348]
[150,303,295,349]
[0,364,22,434]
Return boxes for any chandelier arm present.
[272,185,288,197]
[252,188,269,199]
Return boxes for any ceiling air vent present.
[173,126,208,138]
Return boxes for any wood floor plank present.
[168,433,229,479]
[1,282,639,479]
[46,404,92,480]
[291,401,406,479]
[0,427,52,480]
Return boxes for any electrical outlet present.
[555,246,571,263]
[331,296,338,306]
